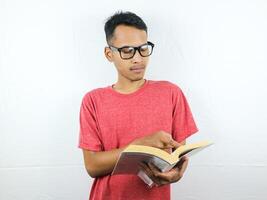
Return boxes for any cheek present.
[144,57,149,64]
[114,59,130,71]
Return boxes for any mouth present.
[130,66,145,73]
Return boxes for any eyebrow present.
[117,42,148,49]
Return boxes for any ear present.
[104,47,113,62]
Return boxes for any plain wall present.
[1,0,267,199]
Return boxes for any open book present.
[112,140,213,186]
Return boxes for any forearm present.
[82,131,183,178]
[83,146,127,178]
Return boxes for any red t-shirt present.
[78,79,198,200]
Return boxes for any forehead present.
[111,25,147,47]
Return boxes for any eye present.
[140,45,149,52]
[121,47,134,54]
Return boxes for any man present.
[78,11,198,200]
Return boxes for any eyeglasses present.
[109,41,155,60]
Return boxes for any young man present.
[78,11,198,200]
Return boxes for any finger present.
[155,158,188,183]
[152,168,179,183]
[147,163,164,183]
[139,163,161,186]
[139,163,154,179]
[170,139,180,148]
[162,148,172,153]
[147,163,174,186]
[163,138,180,149]
[178,156,189,175]
[148,163,177,182]
[147,162,161,176]
[139,162,150,172]
[160,134,173,146]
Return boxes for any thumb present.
[170,139,180,149]
[164,139,180,149]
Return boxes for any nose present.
[131,50,143,63]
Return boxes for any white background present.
[1,0,267,199]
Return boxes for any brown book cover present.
[112,140,213,186]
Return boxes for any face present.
[104,25,150,82]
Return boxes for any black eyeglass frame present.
[108,41,155,60]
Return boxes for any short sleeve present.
[78,92,103,151]
[171,85,198,142]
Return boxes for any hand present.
[139,156,189,187]
[131,130,180,151]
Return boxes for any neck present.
[112,78,146,93]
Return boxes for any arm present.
[82,146,127,178]
[82,131,180,178]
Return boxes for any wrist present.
[131,138,142,145]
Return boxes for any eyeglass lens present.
[120,43,153,59]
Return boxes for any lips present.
[130,66,145,70]
[130,67,145,73]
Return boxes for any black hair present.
[104,11,147,44]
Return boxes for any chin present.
[133,77,145,81]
